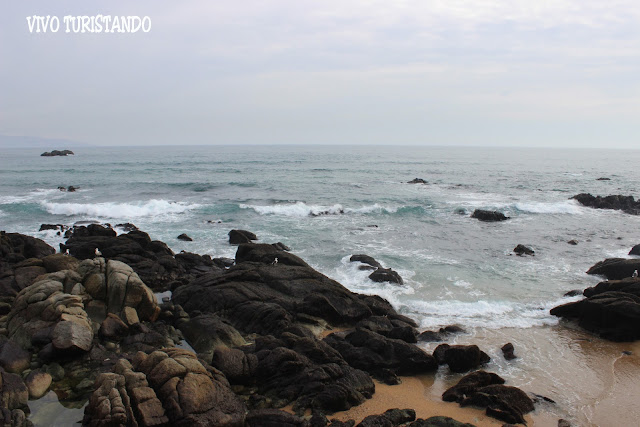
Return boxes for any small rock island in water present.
[40,150,74,157]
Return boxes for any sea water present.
[2,145,640,425]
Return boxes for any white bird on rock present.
[633,270,638,278]
[95,248,102,257]
[64,249,70,255]
[272,257,278,265]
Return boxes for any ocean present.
[2,145,640,425]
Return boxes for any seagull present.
[64,249,70,255]
[633,270,638,278]
[272,257,278,265]
[95,248,102,257]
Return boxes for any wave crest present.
[42,199,200,219]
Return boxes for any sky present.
[1,1,639,148]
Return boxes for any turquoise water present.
[2,145,640,331]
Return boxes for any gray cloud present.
[1,0,639,147]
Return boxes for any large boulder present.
[84,349,246,427]
[368,268,403,285]
[0,367,29,412]
[0,232,55,296]
[551,279,640,341]
[434,344,490,373]
[587,258,640,280]
[470,210,509,222]
[228,229,258,245]
[630,244,640,256]
[442,370,532,425]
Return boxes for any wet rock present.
[0,233,56,296]
[567,240,578,245]
[442,370,505,402]
[470,210,509,222]
[571,193,640,215]
[513,244,534,256]
[440,344,490,373]
[229,229,258,245]
[325,328,437,382]
[418,326,464,343]
[563,290,582,297]
[368,268,403,285]
[596,177,611,181]
[407,178,428,184]
[25,369,52,399]
[501,343,516,360]
[177,233,193,242]
[350,255,382,269]
[586,258,640,280]
[551,278,640,341]
[461,384,534,425]
[629,244,640,256]
[39,224,66,232]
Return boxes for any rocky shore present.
[1,223,624,426]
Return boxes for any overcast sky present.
[1,1,639,147]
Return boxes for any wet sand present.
[324,324,640,426]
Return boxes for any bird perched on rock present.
[64,249,70,255]
[95,248,102,257]
[633,270,639,278]
[272,257,278,265]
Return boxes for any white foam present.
[0,188,61,204]
[42,199,200,219]
[407,296,582,329]
[514,200,584,215]
[240,202,397,217]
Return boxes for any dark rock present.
[41,149,74,156]
[441,345,490,373]
[324,328,437,382]
[235,243,308,267]
[42,253,79,272]
[551,278,640,341]
[115,223,139,232]
[67,185,78,192]
[210,347,257,385]
[501,343,516,360]
[586,258,640,280]
[408,416,476,426]
[368,268,403,285]
[471,209,509,222]
[39,223,66,232]
[567,240,578,245]
[272,242,291,251]
[176,314,246,363]
[98,313,129,341]
[0,367,29,411]
[596,177,611,181]
[558,419,571,427]
[461,384,534,424]
[177,233,193,241]
[350,254,382,269]
[442,370,505,403]
[418,325,464,343]
[407,178,428,184]
[0,339,30,374]
[229,229,258,244]
[433,344,450,365]
[246,409,307,426]
[564,289,582,297]
[571,193,640,215]
[513,244,534,256]
[629,245,640,256]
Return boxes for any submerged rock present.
[470,209,509,222]
[513,244,534,256]
[368,268,403,285]
[407,178,428,184]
